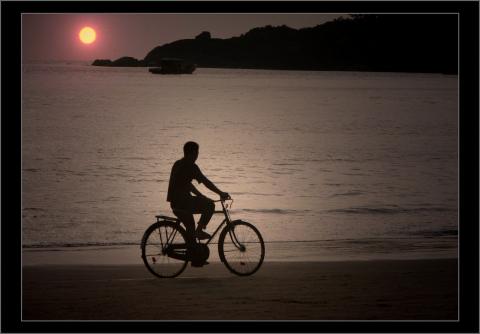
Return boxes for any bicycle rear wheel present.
[141,221,188,278]
[218,220,265,276]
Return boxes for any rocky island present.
[92,15,457,74]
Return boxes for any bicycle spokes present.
[157,225,178,253]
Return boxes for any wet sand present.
[22,259,457,320]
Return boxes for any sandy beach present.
[22,259,457,320]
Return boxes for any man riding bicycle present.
[167,141,230,249]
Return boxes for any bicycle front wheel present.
[141,221,188,278]
[218,220,265,276]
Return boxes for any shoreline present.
[24,62,458,76]
[23,258,458,320]
[22,242,458,266]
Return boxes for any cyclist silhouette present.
[167,141,230,248]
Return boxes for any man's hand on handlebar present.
[220,192,231,201]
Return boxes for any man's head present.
[183,141,199,163]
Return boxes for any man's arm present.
[202,177,229,199]
[195,165,230,199]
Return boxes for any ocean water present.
[22,63,458,262]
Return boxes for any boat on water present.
[149,58,196,74]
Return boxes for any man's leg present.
[171,210,200,264]
[171,200,211,266]
[171,204,196,247]
[190,197,215,229]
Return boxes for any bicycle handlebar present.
[214,198,233,203]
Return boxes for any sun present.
[79,27,96,44]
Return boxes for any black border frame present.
[2,1,478,332]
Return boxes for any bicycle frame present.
[203,199,234,246]
[155,199,244,251]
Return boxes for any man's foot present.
[191,260,209,267]
[195,229,211,240]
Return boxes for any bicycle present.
[141,198,265,278]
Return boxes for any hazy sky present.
[22,14,343,61]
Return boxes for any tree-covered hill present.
[94,15,458,74]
